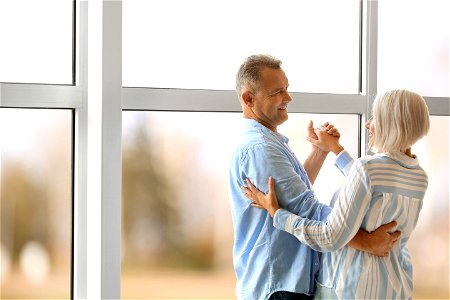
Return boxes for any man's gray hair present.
[235,54,282,98]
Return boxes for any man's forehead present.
[260,68,288,88]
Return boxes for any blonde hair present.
[371,89,430,153]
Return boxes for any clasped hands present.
[306,120,343,154]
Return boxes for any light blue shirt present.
[228,119,332,300]
[274,151,427,299]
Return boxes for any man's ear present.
[242,91,254,107]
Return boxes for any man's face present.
[250,67,292,131]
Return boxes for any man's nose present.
[286,92,292,102]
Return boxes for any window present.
[1,1,449,299]
[409,116,449,299]
[280,113,360,202]
[123,0,360,93]
[0,108,73,299]
[0,0,73,84]
[121,111,359,298]
[121,111,238,298]
[378,0,449,97]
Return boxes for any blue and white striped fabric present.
[274,151,428,300]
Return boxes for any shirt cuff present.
[273,208,294,232]
[273,202,331,231]
[334,150,353,176]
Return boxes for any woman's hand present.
[307,121,341,140]
[307,126,344,155]
[241,176,280,217]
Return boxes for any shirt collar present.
[377,151,419,168]
[243,118,289,143]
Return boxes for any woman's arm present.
[243,162,400,256]
[244,165,369,252]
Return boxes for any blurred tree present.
[122,122,182,268]
[122,119,215,270]
[1,161,49,263]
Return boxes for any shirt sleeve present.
[335,150,354,177]
[273,159,372,252]
[329,150,355,207]
[242,142,330,221]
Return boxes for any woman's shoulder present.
[354,154,380,165]
[352,154,395,173]
[355,153,394,164]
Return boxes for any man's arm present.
[303,148,328,185]
[349,222,401,257]
[242,141,324,218]
[303,121,341,184]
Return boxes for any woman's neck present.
[405,148,414,158]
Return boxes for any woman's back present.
[318,152,427,299]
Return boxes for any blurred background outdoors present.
[1,110,448,299]
[1,109,73,299]
[1,0,449,299]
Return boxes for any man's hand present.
[349,221,401,257]
[368,221,401,256]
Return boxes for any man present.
[228,54,399,300]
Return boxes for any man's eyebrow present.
[268,85,289,94]
[266,88,280,95]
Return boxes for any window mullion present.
[84,1,122,299]
[0,83,81,108]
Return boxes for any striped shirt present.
[274,151,428,299]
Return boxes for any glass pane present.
[123,0,360,93]
[279,114,359,203]
[0,108,72,299]
[378,0,449,97]
[408,116,449,299]
[0,0,73,84]
[121,111,358,298]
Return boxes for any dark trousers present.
[268,291,314,300]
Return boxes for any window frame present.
[0,1,448,299]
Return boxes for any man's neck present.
[243,115,277,132]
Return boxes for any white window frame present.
[0,1,448,299]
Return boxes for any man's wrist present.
[348,229,375,255]
[311,146,330,157]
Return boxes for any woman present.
[242,89,430,299]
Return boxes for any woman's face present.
[365,116,375,147]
